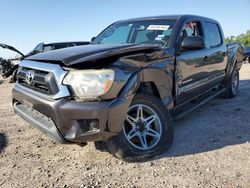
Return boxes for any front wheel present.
[107,93,173,162]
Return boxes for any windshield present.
[93,19,176,47]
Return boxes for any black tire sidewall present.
[223,67,239,98]
[228,68,239,97]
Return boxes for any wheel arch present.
[108,68,174,135]
[225,46,244,79]
[120,68,174,110]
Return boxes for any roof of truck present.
[119,14,218,23]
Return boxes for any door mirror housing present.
[91,37,96,43]
[181,36,205,50]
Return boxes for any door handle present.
[203,56,208,62]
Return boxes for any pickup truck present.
[12,15,244,161]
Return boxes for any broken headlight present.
[63,69,115,99]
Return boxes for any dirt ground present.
[0,64,250,188]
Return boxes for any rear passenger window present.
[204,22,222,47]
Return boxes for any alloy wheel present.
[123,104,162,150]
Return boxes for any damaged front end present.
[12,43,173,144]
[12,16,177,144]
[12,59,136,143]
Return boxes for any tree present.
[225,36,235,44]
[225,30,250,46]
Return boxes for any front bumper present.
[12,84,131,143]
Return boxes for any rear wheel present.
[107,93,173,162]
[223,67,239,98]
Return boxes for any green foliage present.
[225,30,250,46]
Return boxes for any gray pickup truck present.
[12,15,244,161]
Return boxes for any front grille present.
[17,67,59,95]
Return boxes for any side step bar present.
[172,88,226,120]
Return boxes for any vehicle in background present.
[0,41,90,81]
[26,41,90,56]
[243,46,250,63]
[12,15,244,161]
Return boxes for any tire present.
[223,67,239,98]
[106,93,174,162]
[94,141,108,152]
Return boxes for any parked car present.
[0,44,24,80]
[0,41,90,81]
[26,41,90,56]
[243,46,250,63]
[12,15,244,161]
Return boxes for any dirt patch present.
[0,65,250,188]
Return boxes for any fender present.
[225,44,244,80]
[107,74,138,133]
[107,50,175,133]
[107,69,174,133]
[120,68,174,110]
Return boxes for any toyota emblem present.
[25,71,35,85]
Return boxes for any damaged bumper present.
[12,85,131,143]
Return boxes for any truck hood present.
[0,43,25,57]
[26,44,161,66]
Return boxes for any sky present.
[0,0,250,58]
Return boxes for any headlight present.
[63,69,115,99]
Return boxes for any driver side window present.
[179,21,202,44]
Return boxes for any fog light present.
[90,120,99,130]
[77,119,99,133]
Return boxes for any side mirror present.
[91,37,96,43]
[181,36,205,50]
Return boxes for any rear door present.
[202,21,227,80]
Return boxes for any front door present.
[175,20,210,104]
[175,20,228,105]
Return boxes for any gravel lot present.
[0,64,250,188]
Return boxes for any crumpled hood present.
[26,44,161,66]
